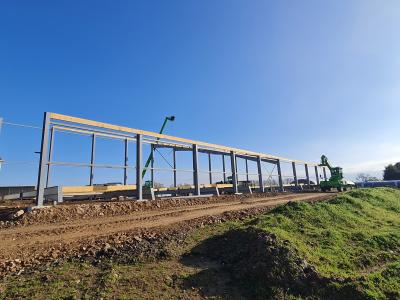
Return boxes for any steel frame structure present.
[36,112,327,206]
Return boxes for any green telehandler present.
[319,155,355,192]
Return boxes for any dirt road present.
[0,192,332,274]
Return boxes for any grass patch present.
[249,188,400,298]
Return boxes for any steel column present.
[124,138,128,185]
[150,145,154,188]
[323,167,327,180]
[173,148,177,187]
[292,162,298,186]
[45,126,55,188]
[305,164,310,186]
[245,158,249,182]
[89,134,96,186]
[208,153,212,184]
[277,159,284,191]
[230,151,238,194]
[192,144,200,195]
[36,112,51,207]
[222,155,227,183]
[257,156,264,192]
[315,166,320,185]
[136,134,143,200]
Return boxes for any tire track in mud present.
[0,193,333,267]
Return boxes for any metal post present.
[305,164,310,186]
[222,154,227,183]
[124,138,128,185]
[208,152,212,184]
[315,166,320,185]
[245,158,249,182]
[136,134,143,200]
[89,134,96,186]
[192,144,200,195]
[150,145,154,188]
[323,167,327,180]
[36,112,51,207]
[230,151,238,194]
[277,159,284,191]
[173,148,177,187]
[257,156,264,192]
[45,126,55,188]
[292,162,298,186]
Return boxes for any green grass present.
[250,188,400,298]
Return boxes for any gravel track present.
[0,192,334,276]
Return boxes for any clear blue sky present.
[1,0,400,186]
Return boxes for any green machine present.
[319,155,355,192]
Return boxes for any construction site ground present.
[0,192,334,279]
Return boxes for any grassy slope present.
[0,188,399,299]
[251,188,400,298]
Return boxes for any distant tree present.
[356,173,381,182]
[383,163,400,180]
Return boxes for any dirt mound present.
[185,227,320,295]
[182,227,365,299]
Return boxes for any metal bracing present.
[136,134,143,200]
[315,166,320,185]
[46,126,55,188]
[192,144,200,195]
[292,162,298,186]
[305,164,310,186]
[36,112,51,207]
[257,156,264,192]
[230,151,238,194]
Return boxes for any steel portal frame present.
[36,112,325,206]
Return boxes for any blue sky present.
[1,0,400,186]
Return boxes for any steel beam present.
[136,134,143,200]
[124,138,128,185]
[192,144,200,195]
[36,112,51,207]
[173,148,177,187]
[46,126,55,188]
[277,159,284,191]
[230,151,238,194]
[305,164,310,186]
[292,162,298,186]
[257,156,264,192]
[315,166,320,185]
[89,134,96,186]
